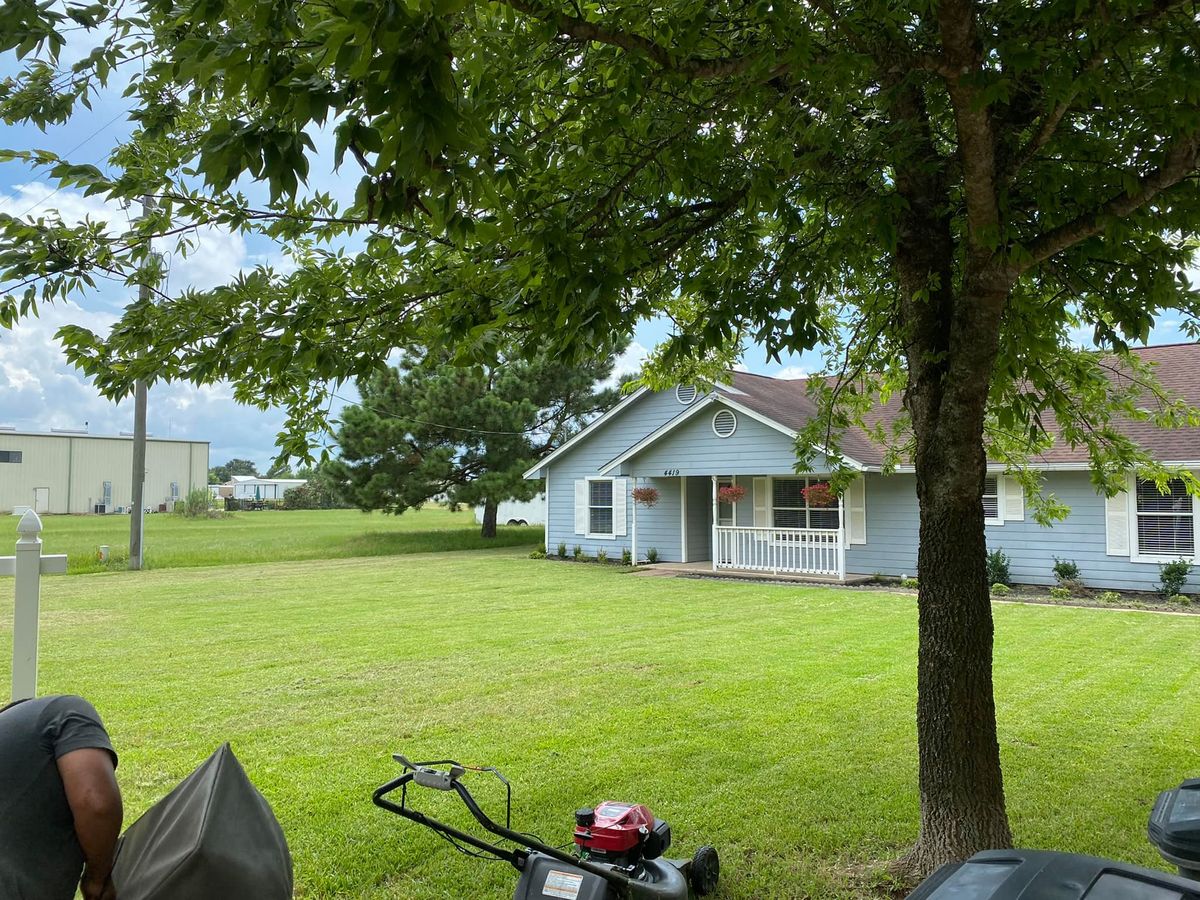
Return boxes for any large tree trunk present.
[900,372,1013,876]
[480,500,498,538]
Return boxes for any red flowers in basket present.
[716,484,746,504]
[801,482,837,507]
[631,486,660,507]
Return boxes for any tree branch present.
[497,0,781,79]
[1019,132,1200,273]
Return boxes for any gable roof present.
[717,344,1200,469]
[598,391,866,475]
[523,387,649,479]
[529,343,1200,479]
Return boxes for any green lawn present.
[7,507,542,573]
[2,550,1197,898]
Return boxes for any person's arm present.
[58,747,122,900]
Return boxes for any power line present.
[13,104,134,219]
[329,391,541,436]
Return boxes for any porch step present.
[631,562,875,586]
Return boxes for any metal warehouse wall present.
[0,433,209,514]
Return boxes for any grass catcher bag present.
[112,742,293,899]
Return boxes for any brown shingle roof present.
[716,343,1200,468]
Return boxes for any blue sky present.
[0,36,1191,470]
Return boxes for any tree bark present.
[900,357,1013,876]
[480,500,498,538]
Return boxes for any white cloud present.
[0,185,291,466]
[772,365,810,380]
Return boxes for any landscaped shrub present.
[1049,586,1072,599]
[900,576,919,589]
[621,548,632,566]
[1168,594,1192,606]
[990,583,1011,596]
[557,542,568,559]
[1052,558,1080,585]
[1158,559,1192,599]
[181,488,211,517]
[528,549,546,559]
[596,548,608,563]
[645,547,659,563]
[573,544,584,560]
[1096,590,1122,605]
[986,549,1011,586]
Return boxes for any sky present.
[0,33,1192,471]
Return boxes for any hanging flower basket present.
[717,484,746,504]
[631,486,660,508]
[802,482,838,508]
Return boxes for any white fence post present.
[3,510,68,702]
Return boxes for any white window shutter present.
[1002,476,1024,521]
[753,477,769,526]
[612,479,627,536]
[574,480,588,535]
[1105,483,1130,556]
[847,476,867,545]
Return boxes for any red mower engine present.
[574,802,673,868]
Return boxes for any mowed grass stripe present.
[1,551,1196,898]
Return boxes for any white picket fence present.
[1,510,68,701]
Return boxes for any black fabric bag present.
[112,743,293,899]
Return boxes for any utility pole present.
[129,194,152,570]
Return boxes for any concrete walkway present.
[631,560,875,585]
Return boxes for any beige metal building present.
[0,429,209,515]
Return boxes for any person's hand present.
[80,869,116,900]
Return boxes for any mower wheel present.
[690,845,719,896]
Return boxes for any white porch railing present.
[714,526,844,578]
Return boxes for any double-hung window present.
[772,477,840,530]
[1135,477,1194,558]
[589,479,614,535]
[983,477,1001,523]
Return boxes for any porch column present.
[631,477,638,566]
[837,490,847,582]
[711,475,718,572]
[680,475,688,564]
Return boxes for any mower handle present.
[374,756,640,896]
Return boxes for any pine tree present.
[327,350,622,536]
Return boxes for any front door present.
[33,487,49,513]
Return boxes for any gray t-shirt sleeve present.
[40,696,118,769]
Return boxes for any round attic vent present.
[675,384,698,405]
[712,409,737,438]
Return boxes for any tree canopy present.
[208,458,258,483]
[2,0,1198,875]
[326,348,622,535]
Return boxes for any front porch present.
[626,473,861,581]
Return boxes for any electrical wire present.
[328,391,540,437]
[12,104,135,220]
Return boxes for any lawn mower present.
[373,754,719,900]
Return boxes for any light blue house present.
[525,344,1200,593]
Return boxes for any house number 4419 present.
[663,468,680,476]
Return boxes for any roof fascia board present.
[522,387,650,479]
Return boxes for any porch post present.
[631,477,638,566]
[837,490,846,582]
[679,476,687,564]
[711,475,718,572]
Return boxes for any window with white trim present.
[983,476,1001,523]
[772,477,839,530]
[1135,477,1194,558]
[589,479,614,535]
